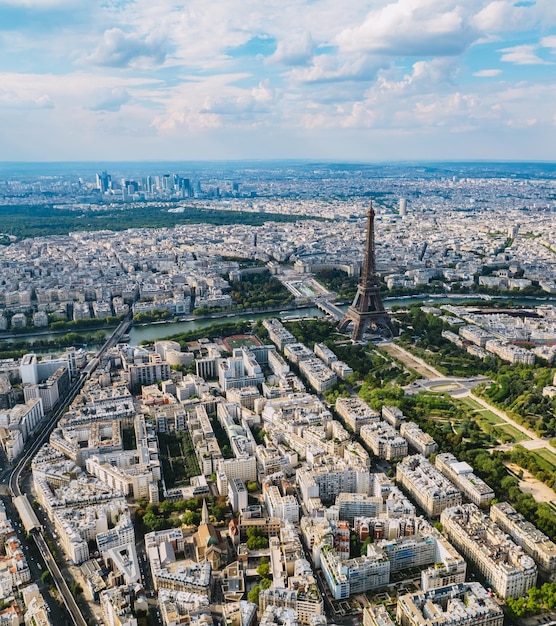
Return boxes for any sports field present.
[222,334,261,351]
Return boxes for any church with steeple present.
[192,499,227,569]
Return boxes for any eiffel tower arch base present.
[338,306,397,341]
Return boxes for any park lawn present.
[534,448,556,469]
[458,397,485,412]
[458,397,501,427]
[496,423,531,443]
[476,409,503,427]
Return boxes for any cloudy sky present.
[1,0,556,161]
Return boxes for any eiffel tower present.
[338,202,396,340]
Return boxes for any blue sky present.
[0,0,555,161]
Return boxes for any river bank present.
[2,293,555,352]
[128,293,556,346]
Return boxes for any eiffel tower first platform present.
[338,202,397,341]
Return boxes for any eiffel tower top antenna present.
[338,200,396,340]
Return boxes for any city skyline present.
[1,0,556,162]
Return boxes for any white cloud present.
[499,44,551,65]
[540,35,556,50]
[87,28,167,68]
[474,0,556,31]
[289,54,385,84]
[268,32,314,66]
[88,87,131,112]
[336,0,477,57]
[2,0,556,159]
[474,1,534,31]
[473,69,502,77]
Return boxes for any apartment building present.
[396,455,462,518]
[264,485,299,524]
[441,504,537,599]
[491,501,556,578]
[397,583,503,626]
[435,453,494,507]
[263,319,297,350]
[335,396,380,434]
[400,421,438,457]
[298,358,337,392]
[381,405,405,427]
[360,421,408,461]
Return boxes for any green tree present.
[248,584,260,604]
[70,582,83,597]
[182,511,201,526]
[142,511,162,532]
[159,500,175,516]
[257,560,270,578]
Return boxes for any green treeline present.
[314,268,359,300]
[509,445,556,492]
[229,271,295,309]
[479,367,556,436]
[48,315,123,330]
[0,203,305,240]
[0,330,106,360]
[507,583,556,616]
[137,495,228,533]
[133,310,172,323]
[140,320,252,350]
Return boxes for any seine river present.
[4,294,555,352]
[127,294,556,346]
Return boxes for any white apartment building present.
[264,485,299,523]
[263,319,297,350]
[256,444,291,478]
[484,339,535,365]
[360,421,408,461]
[397,583,503,626]
[435,453,494,507]
[297,458,369,504]
[490,502,556,578]
[381,405,404,427]
[228,478,248,514]
[85,447,160,501]
[396,455,462,518]
[127,354,172,388]
[298,358,337,392]
[336,493,381,524]
[441,504,537,599]
[284,343,315,364]
[218,455,257,484]
[100,586,138,626]
[335,396,380,434]
[320,545,390,599]
[459,326,495,347]
[400,422,438,457]
[217,348,265,391]
[259,585,324,625]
